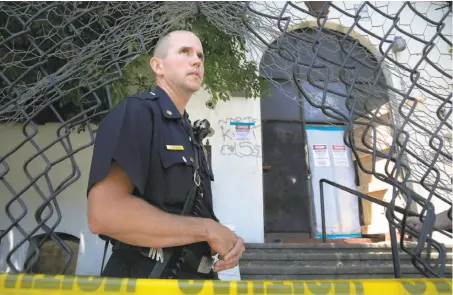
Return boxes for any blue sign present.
[229,122,255,126]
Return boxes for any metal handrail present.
[319,178,450,278]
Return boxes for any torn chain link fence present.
[0,1,451,278]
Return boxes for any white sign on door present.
[312,144,331,167]
[332,144,349,167]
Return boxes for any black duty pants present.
[102,249,218,279]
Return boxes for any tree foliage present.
[0,2,263,126]
[110,13,261,107]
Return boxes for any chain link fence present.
[0,1,451,278]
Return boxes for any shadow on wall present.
[25,233,80,275]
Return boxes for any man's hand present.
[206,221,237,258]
[213,236,245,272]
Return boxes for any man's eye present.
[181,49,189,54]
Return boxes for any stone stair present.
[239,243,453,280]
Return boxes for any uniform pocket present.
[158,145,194,205]
[158,146,193,169]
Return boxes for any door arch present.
[260,26,390,240]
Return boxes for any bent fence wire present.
[0,1,451,277]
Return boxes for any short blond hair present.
[152,30,199,58]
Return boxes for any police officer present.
[87,30,245,279]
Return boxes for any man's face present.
[160,32,204,92]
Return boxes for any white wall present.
[187,90,264,244]
[385,2,452,235]
[0,88,263,276]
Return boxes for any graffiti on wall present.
[218,117,261,158]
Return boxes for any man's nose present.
[191,56,202,66]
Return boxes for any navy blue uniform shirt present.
[87,86,215,224]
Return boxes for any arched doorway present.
[260,27,389,241]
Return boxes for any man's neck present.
[156,80,191,115]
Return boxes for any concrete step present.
[244,243,452,255]
[241,251,453,261]
[245,242,453,250]
[239,262,453,275]
[239,243,452,280]
[241,273,431,280]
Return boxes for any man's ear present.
[150,57,163,75]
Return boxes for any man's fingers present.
[213,237,245,272]
[224,237,245,261]
[216,258,239,268]
[214,260,239,272]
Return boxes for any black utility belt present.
[112,240,154,255]
[112,241,214,275]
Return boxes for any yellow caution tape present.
[0,273,451,295]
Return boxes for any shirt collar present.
[154,86,189,120]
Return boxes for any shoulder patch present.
[147,91,159,100]
[128,90,158,101]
